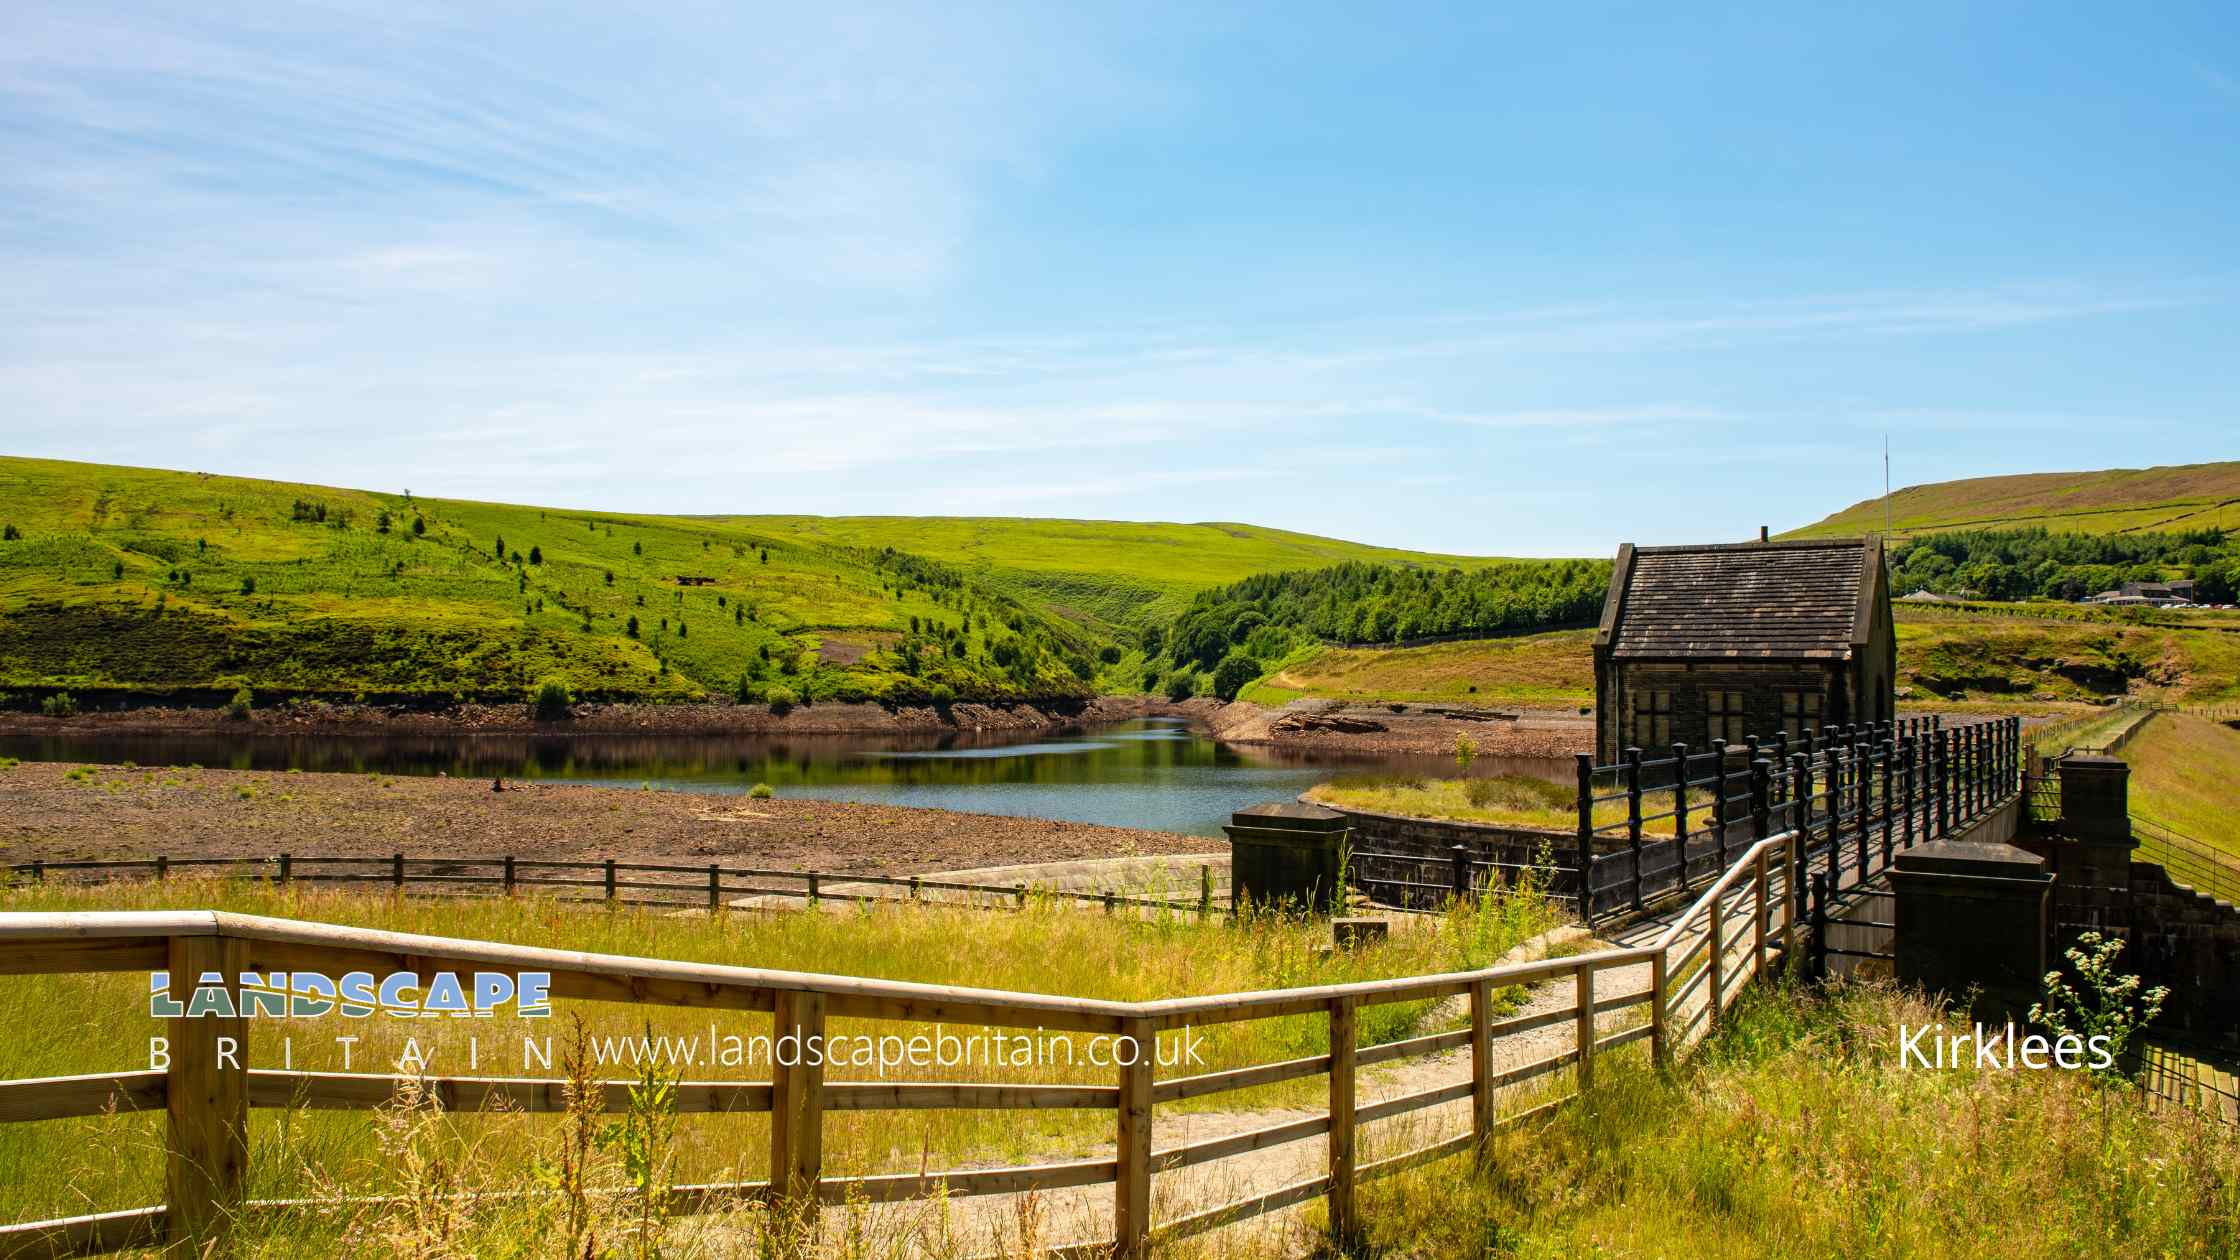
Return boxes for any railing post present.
[1625,747,1644,912]
[1450,844,1472,904]
[1879,740,1895,870]
[277,852,290,885]
[1013,881,1026,909]
[157,855,169,881]
[911,875,923,904]
[1471,976,1498,1157]
[708,864,721,911]
[1810,872,1829,982]
[1901,736,1917,848]
[1115,1015,1155,1257]
[808,872,822,905]
[1853,740,1869,886]
[1752,848,1770,980]
[770,989,826,1225]
[391,852,404,891]
[1573,753,1595,923]
[1200,864,1213,918]
[31,859,44,883]
[1104,889,1116,915]
[1671,741,1691,887]
[1711,740,1731,869]
[1749,757,1771,843]
[1934,729,1950,838]
[1328,995,1359,1243]
[603,858,617,903]
[166,934,247,1248]
[504,855,517,896]
[1790,754,1810,929]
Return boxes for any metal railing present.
[2130,815,2240,907]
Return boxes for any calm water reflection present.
[0,719,1568,837]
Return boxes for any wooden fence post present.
[1706,889,1727,1030]
[707,864,721,911]
[1649,948,1670,1071]
[1450,844,1472,904]
[1752,848,1770,981]
[1327,996,1359,1244]
[276,853,290,886]
[391,852,404,891]
[603,858,617,903]
[166,934,247,1247]
[157,855,168,881]
[1200,864,1213,919]
[1573,963,1595,1092]
[1471,977,1498,1155]
[1115,1015,1155,1258]
[504,855,517,896]
[770,989,826,1222]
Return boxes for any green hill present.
[1788,460,2240,539]
[0,457,1493,705]
[735,516,1500,633]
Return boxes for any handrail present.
[0,820,1811,1257]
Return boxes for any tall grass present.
[1245,980,2240,1260]
[0,876,1558,1228]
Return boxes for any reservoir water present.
[0,719,1569,837]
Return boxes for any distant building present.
[1591,537,1897,762]
[2121,579,2194,602]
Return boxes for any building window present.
[1705,689,1746,745]
[1780,689,1822,741]
[1629,688,1672,750]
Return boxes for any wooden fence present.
[0,827,1805,1257]
[4,854,1225,919]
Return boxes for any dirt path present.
[811,921,1648,1255]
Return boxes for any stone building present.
[1592,537,1896,762]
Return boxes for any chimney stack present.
[1759,526,1769,543]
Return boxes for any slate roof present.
[1603,539,1876,661]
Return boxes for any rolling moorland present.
[0,457,1504,708]
[1788,459,2240,539]
[4,456,2239,716]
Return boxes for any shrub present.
[928,682,956,705]
[240,576,256,595]
[747,783,775,799]
[764,685,798,713]
[529,545,542,565]
[40,692,77,718]
[1,524,19,541]
[1097,645,1123,665]
[411,516,425,535]
[626,615,640,638]
[1142,668,1161,692]
[735,676,759,703]
[1454,733,1477,772]
[1210,653,1261,701]
[530,677,574,721]
[1163,671,1198,702]
[223,687,253,721]
[111,561,124,580]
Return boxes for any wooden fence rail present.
[0,827,1808,1257]
[5,854,1229,920]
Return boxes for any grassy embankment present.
[1785,459,2240,539]
[0,878,1558,1236]
[2119,711,2240,860]
[0,457,1494,706]
[1248,605,2240,711]
[1299,980,2240,1260]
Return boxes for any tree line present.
[1888,527,2238,602]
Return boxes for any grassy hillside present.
[1789,460,2240,539]
[1246,605,2240,710]
[0,458,1115,704]
[739,515,1499,633]
[2120,711,2240,859]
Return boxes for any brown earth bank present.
[0,760,1221,873]
[1185,696,1594,759]
[0,693,1177,737]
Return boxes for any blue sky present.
[2,2,2234,556]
